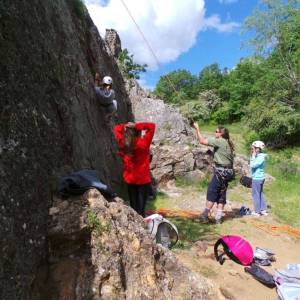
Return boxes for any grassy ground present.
[265,148,300,228]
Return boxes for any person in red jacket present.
[114,122,156,217]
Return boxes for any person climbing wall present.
[94,72,117,117]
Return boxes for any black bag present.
[244,264,276,288]
[58,169,116,199]
[240,175,252,188]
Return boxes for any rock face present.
[105,29,122,58]
[45,189,220,300]
[0,1,132,299]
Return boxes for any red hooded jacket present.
[114,122,155,185]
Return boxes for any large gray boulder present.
[0,1,131,299]
[46,189,222,299]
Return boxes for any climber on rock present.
[94,72,117,116]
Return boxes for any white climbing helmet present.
[252,140,265,150]
[102,76,113,85]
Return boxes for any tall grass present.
[265,148,300,228]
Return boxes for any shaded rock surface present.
[45,189,221,300]
[0,1,132,299]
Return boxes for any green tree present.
[198,63,224,92]
[213,58,264,123]
[243,0,300,146]
[154,69,199,104]
[118,48,147,79]
[243,0,300,55]
[244,0,300,97]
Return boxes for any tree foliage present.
[154,69,199,104]
[118,48,147,79]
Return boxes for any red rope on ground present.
[146,208,201,219]
[251,221,300,238]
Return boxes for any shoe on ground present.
[215,218,222,224]
[195,214,209,224]
[251,211,261,217]
[260,210,268,216]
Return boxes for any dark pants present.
[207,168,234,204]
[127,183,150,217]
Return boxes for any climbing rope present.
[251,221,300,238]
[119,0,178,95]
[146,208,201,219]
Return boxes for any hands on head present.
[125,122,136,128]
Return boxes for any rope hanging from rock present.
[119,0,178,95]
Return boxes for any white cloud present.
[204,14,239,32]
[219,0,239,4]
[137,78,155,91]
[85,0,240,69]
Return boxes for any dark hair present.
[123,127,140,155]
[218,126,235,154]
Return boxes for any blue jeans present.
[252,179,267,213]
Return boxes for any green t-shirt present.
[207,137,234,167]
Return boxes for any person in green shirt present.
[193,123,235,223]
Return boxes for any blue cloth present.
[252,179,267,213]
[250,153,267,180]
[59,169,115,198]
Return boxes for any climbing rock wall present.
[45,189,221,300]
[0,1,132,299]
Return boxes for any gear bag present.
[240,175,252,188]
[214,235,254,266]
[144,214,178,249]
[244,264,276,288]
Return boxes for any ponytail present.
[218,126,235,154]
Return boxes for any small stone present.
[49,207,59,215]
[22,223,26,230]
[58,200,69,210]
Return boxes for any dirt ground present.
[155,181,300,300]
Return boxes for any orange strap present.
[146,208,201,219]
[251,221,300,238]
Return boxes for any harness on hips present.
[214,166,234,193]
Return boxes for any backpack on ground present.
[244,264,276,288]
[144,214,178,249]
[214,235,254,266]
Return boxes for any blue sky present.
[86,0,260,89]
[142,0,259,89]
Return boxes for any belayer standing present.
[114,122,156,217]
[94,73,117,116]
[193,123,235,223]
[250,141,268,216]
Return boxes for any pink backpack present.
[214,235,254,266]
